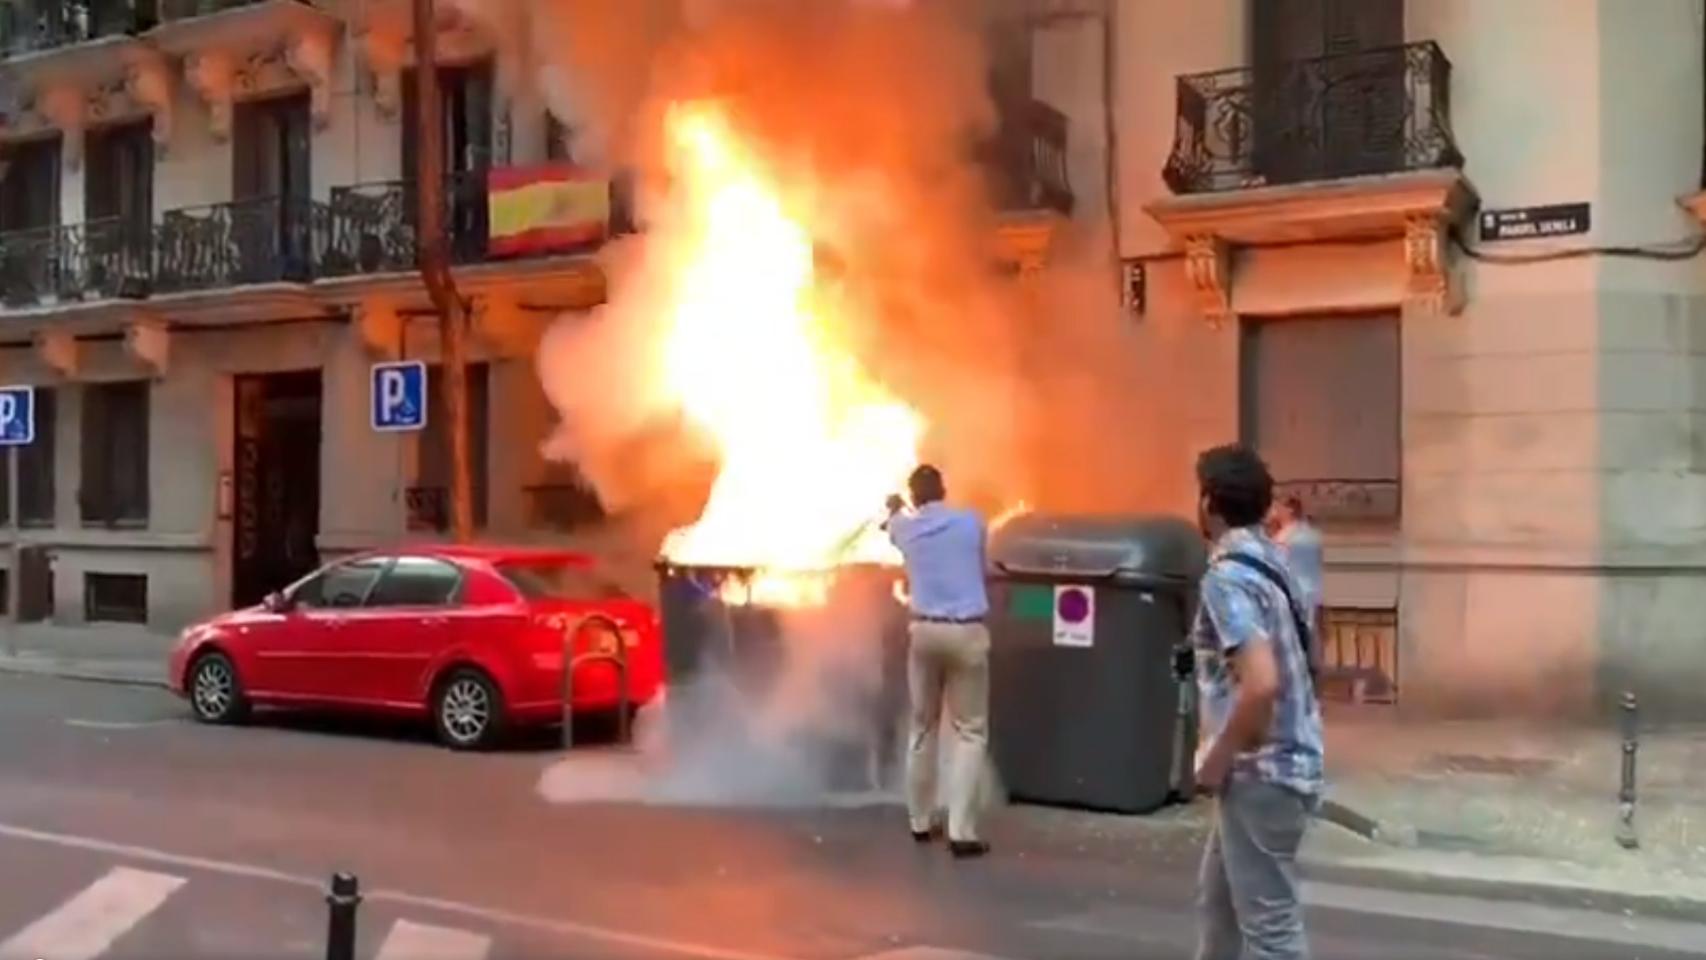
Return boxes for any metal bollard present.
[1616,691,1639,850]
[562,614,632,749]
[325,872,361,960]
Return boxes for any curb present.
[1308,798,1706,923]
[1301,855,1706,924]
[0,659,170,690]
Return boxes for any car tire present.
[432,668,505,751]
[188,651,249,725]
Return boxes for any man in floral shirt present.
[1191,444,1325,960]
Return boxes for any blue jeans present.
[1196,779,1315,960]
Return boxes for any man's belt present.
[912,614,985,625]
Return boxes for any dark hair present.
[1195,444,1273,529]
[908,464,946,505]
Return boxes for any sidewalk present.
[0,623,171,686]
[1304,704,1706,919]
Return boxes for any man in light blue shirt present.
[1269,495,1325,670]
[884,464,991,858]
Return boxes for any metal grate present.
[1319,606,1397,703]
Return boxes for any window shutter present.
[19,387,55,526]
[79,384,110,524]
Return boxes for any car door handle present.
[422,616,449,627]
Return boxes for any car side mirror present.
[263,591,292,614]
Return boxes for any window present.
[85,572,147,624]
[1241,313,1400,520]
[18,386,55,527]
[80,381,149,527]
[402,61,495,258]
[366,557,462,607]
[545,113,573,163]
[498,561,628,602]
[0,136,61,233]
[1250,0,1406,183]
[294,559,388,610]
[418,362,489,530]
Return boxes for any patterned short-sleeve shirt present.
[1192,526,1325,797]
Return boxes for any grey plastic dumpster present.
[987,513,1207,814]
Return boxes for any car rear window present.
[498,562,628,602]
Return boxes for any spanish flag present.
[486,165,611,257]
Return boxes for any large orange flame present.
[655,102,923,602]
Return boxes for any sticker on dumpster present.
[1053,585,1094,647]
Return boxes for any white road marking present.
[376,919,491,960]
[1304,881,1706,956]
[853,950,1019,960]
[0,866,185,960]
[0,820,794,960]
[63,718,170,730]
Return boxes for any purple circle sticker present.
[1057,587,1091,623]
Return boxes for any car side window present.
[294,559,388,610]
[365,557,462,608]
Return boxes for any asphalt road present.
[0,672,1701,960]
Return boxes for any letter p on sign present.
[370,361,427,432]
[0,386,36,447]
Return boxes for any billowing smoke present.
[460,0,1140,807]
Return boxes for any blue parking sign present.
[371,361,427,432]
[0,385,35,446]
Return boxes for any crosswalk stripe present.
[375,919,492,960]
[0,866,186,960]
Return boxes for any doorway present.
[232,371,322,608]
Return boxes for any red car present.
[168,545,664,749]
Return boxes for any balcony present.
[986,98,1074,216]
[154,196,328,293]
[323,168,624,278]
[1147,41,1476,321]
[1162,41,1461,195]
[0,0,152,58]
[0,219,151,307]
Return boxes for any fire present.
[655,101,924,598]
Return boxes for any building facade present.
[0,0,621,634]
[0,1,1071,638]
[1026,0,1706,717]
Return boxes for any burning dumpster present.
[654,561,911,798]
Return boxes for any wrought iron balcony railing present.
[154,196,329,293]
[985,98,1074,216]
[0,219,151,307]
[0,0,153,57]
[324,167,623,277]
[1162,41,1462,195]
[320,175,488,276]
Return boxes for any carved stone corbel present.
[287,23,339,130]
[125,321,171,378]
[125,53,175,152]
[1183,234,1233,325]
[1404,214,1458,315]
[359,24,408,121]
[356,300,404,357]
[34,330,79,378]
[36,84,87,171]
[185,51,237,142]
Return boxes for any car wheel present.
[433,668,505,750]
[188,651,248,725]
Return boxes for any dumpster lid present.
[988,513,1207,582]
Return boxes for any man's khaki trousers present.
[905,620,990,843]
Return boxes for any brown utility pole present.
[412,0,474,542]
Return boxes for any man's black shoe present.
[949,840,990,859]
[911,826,940,844]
